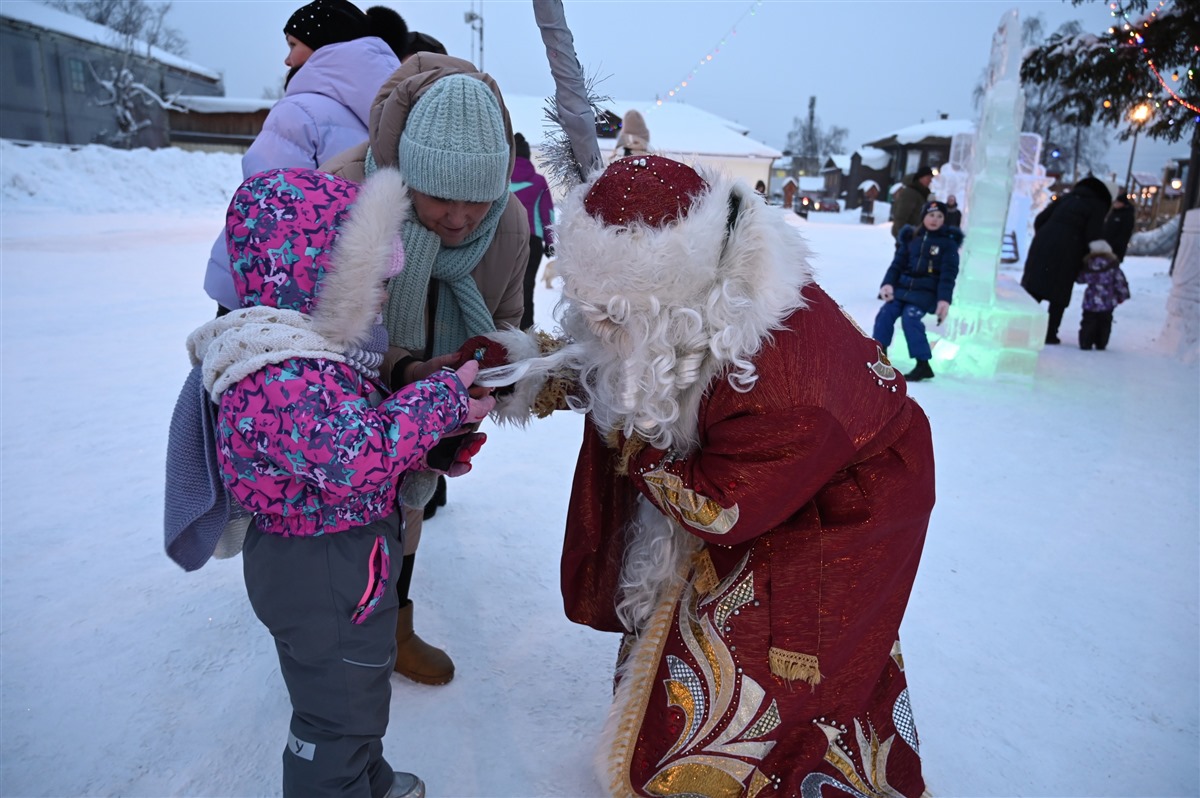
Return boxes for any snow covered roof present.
[1131,171,1162,187]
[865,119,976,148]
[0,2,220,81]
[856,146,890,170]
[174,96,275,114]
[798,176,824,192]
[823,154,852,174]
[504,95,782,161]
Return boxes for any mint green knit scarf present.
[367,148,501,358]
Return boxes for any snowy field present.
[2,142,1197,797]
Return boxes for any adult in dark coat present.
[890,165,934,238]
[1020,176,1112,344]
[1103,194,1136,261]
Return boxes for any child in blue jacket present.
[872,200,963,381]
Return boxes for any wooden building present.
[1,3,222,149]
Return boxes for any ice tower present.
[931,8,1049,378]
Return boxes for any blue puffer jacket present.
[203,37,401,310]
[881,224,964,314]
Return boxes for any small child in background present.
[188,167,493,798]
[1076,239,1131,350]
[872,200,963,382]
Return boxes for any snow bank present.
[1,140,242,214]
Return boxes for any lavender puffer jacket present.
[203,37,402,310]
[215,167,470,537]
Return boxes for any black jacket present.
[1021,176,1112,307]
[1103,202,1136,261]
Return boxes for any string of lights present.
[654,0,764,107]
[1106,1,1199,117]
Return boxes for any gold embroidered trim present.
[604,428,649,477]
[692,550,719,596]
[768,647,822,687]
[532,374,573,418]
[529,332,574,418]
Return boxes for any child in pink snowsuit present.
[187,166,492,798]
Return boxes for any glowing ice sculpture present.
[929,8,1049,379]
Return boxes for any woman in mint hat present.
[323,54,530,688]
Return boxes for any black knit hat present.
[921,200,948,220]
[914,165,934,181]
[514,132,531,160]
[364,6,409,59]
[284,0,369,51]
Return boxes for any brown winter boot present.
[394,601,454,685]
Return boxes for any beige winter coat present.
[320,52,531,379]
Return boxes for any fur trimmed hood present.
[552,158,815,454]
[226,167,409,349]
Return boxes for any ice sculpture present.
[928,8,1050,378]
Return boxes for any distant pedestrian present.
[1076,239,1131,350]
[873,200,963,382]
[1020,176,1112,344]
[890,165,934,238]
[610,109,650,162]
[754,179,767,197]
[510,132,555,330]
[944,194,963,228]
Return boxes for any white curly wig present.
[552,156,815,457]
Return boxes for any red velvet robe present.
[563,284,934,797]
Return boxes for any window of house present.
[68,58,87,93]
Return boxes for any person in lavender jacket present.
[510,132,555,330]
[202,0,407,313]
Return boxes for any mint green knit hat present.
[399,74,509,202]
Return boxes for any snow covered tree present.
[44,0,189,148]
[88,57,185,147]
[1019,0,1198,146]
[44,0,187,57]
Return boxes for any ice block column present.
[933,8,1048,378]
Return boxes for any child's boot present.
[1096,314,1113,350]
[1079,313,1098,350]
[387,772,426,798]
[394,601,454,685]
[905,360,934,382]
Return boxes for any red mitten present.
[447,432,487,477]
[454,335,511,370]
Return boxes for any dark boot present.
[1095,313,1114,350]
[394,601,455,685]
[1079,312,1099,350]
[1046,303,1065,344]
[904,360,935,382]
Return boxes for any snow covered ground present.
[2,142,1197,797]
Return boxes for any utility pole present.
[465,2,484,70]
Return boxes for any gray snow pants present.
[243,512,402,798]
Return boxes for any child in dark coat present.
[872,200,963,381]
[1076,239,1131,350]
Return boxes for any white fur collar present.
[312,168,410,349]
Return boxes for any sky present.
[1,140,1197,796]
[161,0,1188,179]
